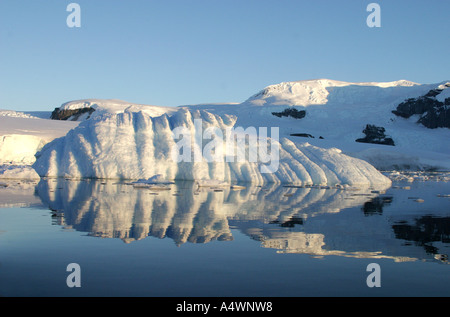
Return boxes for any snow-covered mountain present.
[186,78,450,171]
[244,79,421,107]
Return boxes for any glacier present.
[32,107,391,187]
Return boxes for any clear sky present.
[0,0,449,111]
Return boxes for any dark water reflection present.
[34,178,450,264]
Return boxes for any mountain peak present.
[245,79,423,107]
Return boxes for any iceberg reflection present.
[35,178,449,263]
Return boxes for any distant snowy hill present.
[244,79,421,107]
[0,109,39,119]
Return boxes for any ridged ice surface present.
[33,108,391,187]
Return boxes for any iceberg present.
[33,108,391,187]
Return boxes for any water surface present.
[0,176,449,297]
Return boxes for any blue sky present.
[0,0,449,111]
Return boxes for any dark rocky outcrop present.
[418,102,450,129]
[392,97,442,119]
[51,107,95,121]
[272,108,306,119]
[356,124,395,146]
[392,84,450,129]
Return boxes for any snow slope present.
[187,79,450,171]
[32,108,391,187]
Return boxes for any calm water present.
[0,176,449,297]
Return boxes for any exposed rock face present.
[272,108,306,119]
[50,107,95,121]
[418,99,450,129]
[356,124,395,146]
[392,83,450,129]
[393,97,442,118]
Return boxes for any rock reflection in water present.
[392,216,450,260]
